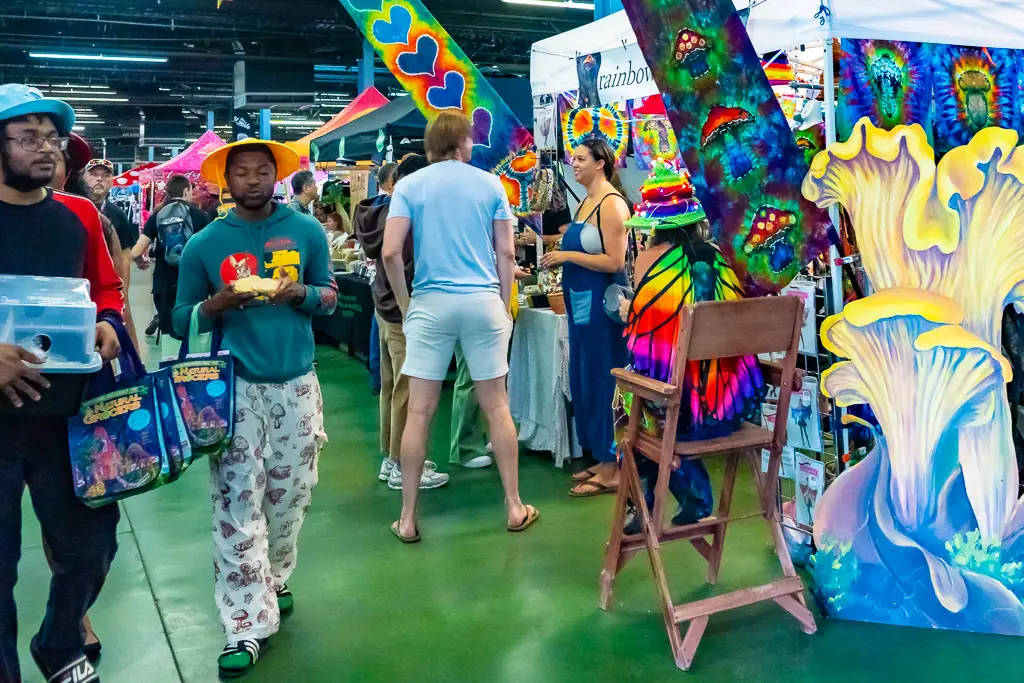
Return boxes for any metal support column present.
[594,0,623,19]
[259,108,271,140]
[207,110,215,131]
[357,39,375,92]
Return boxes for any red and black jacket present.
[0,190,124,318]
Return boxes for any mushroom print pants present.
[211,370,326,644]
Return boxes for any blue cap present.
[0,84,75,136]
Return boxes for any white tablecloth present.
[508,307,573,467]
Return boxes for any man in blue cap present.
[0,83,124,683]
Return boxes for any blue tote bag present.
[68,322,181,508]
[161,305,235,459]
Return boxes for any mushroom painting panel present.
[803,118,1024,635]
[619,0,832,296]
[933,46,1022,158]
[837,39,933,145]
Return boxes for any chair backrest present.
[684,297,802,360]
[670,296,803,392]
[670,295,804,453]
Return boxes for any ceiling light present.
[501,0,594,8]
[29,52,168,63]
[46,90,116,97]
[58,96,129,102]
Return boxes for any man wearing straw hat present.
[172,139,337,678]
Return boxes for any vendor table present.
[313,272,374,367]
[508,306,574,468]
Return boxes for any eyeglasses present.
[4,136,70,152]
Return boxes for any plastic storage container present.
[0,275,102,416]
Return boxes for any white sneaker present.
[379,459,396,482]
[388,461,449,490]
[463,455,493,469]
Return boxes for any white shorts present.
[401,290,513,382]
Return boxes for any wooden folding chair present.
[600,296,816,671]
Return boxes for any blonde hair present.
[424,112,472,162]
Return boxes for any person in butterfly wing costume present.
[615,158,767,532]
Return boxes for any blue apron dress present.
[561,195,629,462]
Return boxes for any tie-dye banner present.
[619,0,833,296]
[627,95,680,170]
[837,40,934,144]
[337,0,537,214]
[558,91,628,168]
[932,45,1022,157]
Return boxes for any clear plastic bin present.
[0,275,100,371]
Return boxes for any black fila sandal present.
[30,637,99,683]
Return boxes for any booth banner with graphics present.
[574,46,659,106]
[337,0,538,215]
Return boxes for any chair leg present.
[600,442,635,611]
[675,616,708,671]
[705,452,740,585]
[624,450,694,669]
[745,452,818,635]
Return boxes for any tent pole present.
[821,7,849,459]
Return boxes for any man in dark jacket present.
[354,155,448,490]
[0,83,123,683]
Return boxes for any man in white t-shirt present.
[382,112,539,542]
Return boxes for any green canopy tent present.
[310,96,426,163]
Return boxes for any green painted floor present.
[12,272,1024,681]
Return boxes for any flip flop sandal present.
[569,480,619,498]
[391,520,421,544]
[219,639,265,679]
[508,505,540,532]
[277,585,294,615]
[30,637,98,683]
[572,467,599,482]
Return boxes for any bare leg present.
[473,376,528,526]
[398,377,443,538]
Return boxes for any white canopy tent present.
[531,0,1024,99]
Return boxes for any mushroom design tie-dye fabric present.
[337,0,537,215]
[836,39,934,145]
[619,0,832,295]
[932,45,1022,158]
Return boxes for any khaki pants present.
[378,315,409,461]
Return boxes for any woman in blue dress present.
[541,139,630,497]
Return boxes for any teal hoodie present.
[173,204,338,383]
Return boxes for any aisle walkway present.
[12,273,1020,682]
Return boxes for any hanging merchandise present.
[533,95,558,152]
[627,95,680,170]
[762,54,796,86]
[337,0,537,215]
[793,123,826,168]
[619,0,833,296]
[932,45,1022,157]
[837,39,933,144]
[559,92,628,168]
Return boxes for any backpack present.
[156,200,194,266]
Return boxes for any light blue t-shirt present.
[388,160,513,295]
